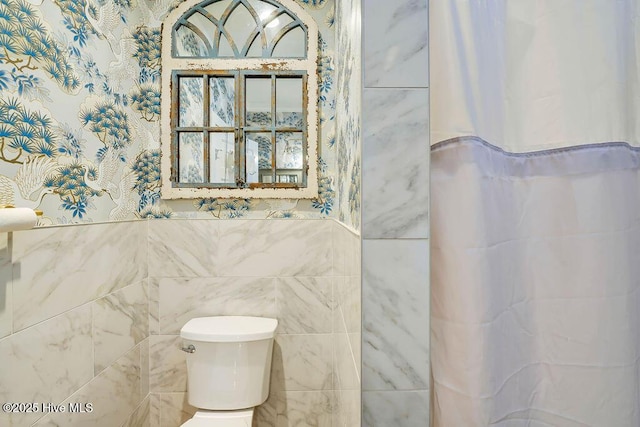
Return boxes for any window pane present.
[179,132,204,183]
[219,33,235,57]
[245,77,272,127]
[276,77,303,127]
[276,132,303,169]
[209,132,235,184]
[275,172,300,183]
[265,13,294,46]
[246,34,263,57]
[246,132,272,183]
[179,77,204,127]
[209,77,235,127]
[272,26,305,58]
[186,12,216,51]
[203,0,232,21]
[224,2,255,56]
[174,26,207,57]
[248,0,277,25]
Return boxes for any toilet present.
[179,316,278,427]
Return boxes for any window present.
[160,0,319,199]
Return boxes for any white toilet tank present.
[180,316,278,410]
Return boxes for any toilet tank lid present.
[180,316,278,342]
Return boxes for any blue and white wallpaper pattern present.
[0,0,360,229]
[335,0,361,230]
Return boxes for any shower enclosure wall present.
[361,0,431,425]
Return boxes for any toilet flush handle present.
[181,344,196,354]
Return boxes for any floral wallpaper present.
[0,0,359,226]
[335,0,361,230]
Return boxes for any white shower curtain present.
[430,1,640,426]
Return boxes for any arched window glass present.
[161,0,319,199]
[173,0,307,58]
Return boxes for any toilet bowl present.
[181,409,253,427]
[179,316,278,426]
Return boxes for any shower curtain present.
[430,2,640,426]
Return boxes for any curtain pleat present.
[431,138,640,426]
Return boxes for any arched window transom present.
[173,0,307,58]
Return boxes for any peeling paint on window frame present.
[160,0,319,199]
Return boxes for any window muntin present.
[172,0,307,59]
[161,0,319,199]
[171,70,307,188]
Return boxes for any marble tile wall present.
[363,0,429,88]
[0,221,150,427]
[147,219,360,427]
[0,216,360,427]
[332,222,362,427]
[362,0,431,425]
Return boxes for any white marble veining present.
[256,393,278,427]
[273,334,333,391]
[349,332,361,380]
[331,221,362,426]
[333,332,359,391]
[362,239,429,391]
[347,229,361,278]
[136,220,149,281]
[158,392,197,427]
[145,218,356,425]
[123,396,150,427]
[276,391,333,427]
[158,277,276,334]
[337,275,361,335]
[93,281,148,373]
[332,388,360,427]
[332,276,346,335]
[0,215,360,427]
[362,1,429,420]
[149,393,161,427]
[332,223,361,277]
[333,276,361,391]
[363,89,430,239]
[149,335,187,392]
[35,345,142,427]
[362,390,429,427]
[277,277,332,334]
[140,337,150,400]
[331,222,348,277]
[0,305,92,427]
[349,274,362,334]
[12,222,146,331]
[149,278,160,335]
[148,219,219,278]
[217,220,333,277]
[0,233,11,338]
[364,0,429,88]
